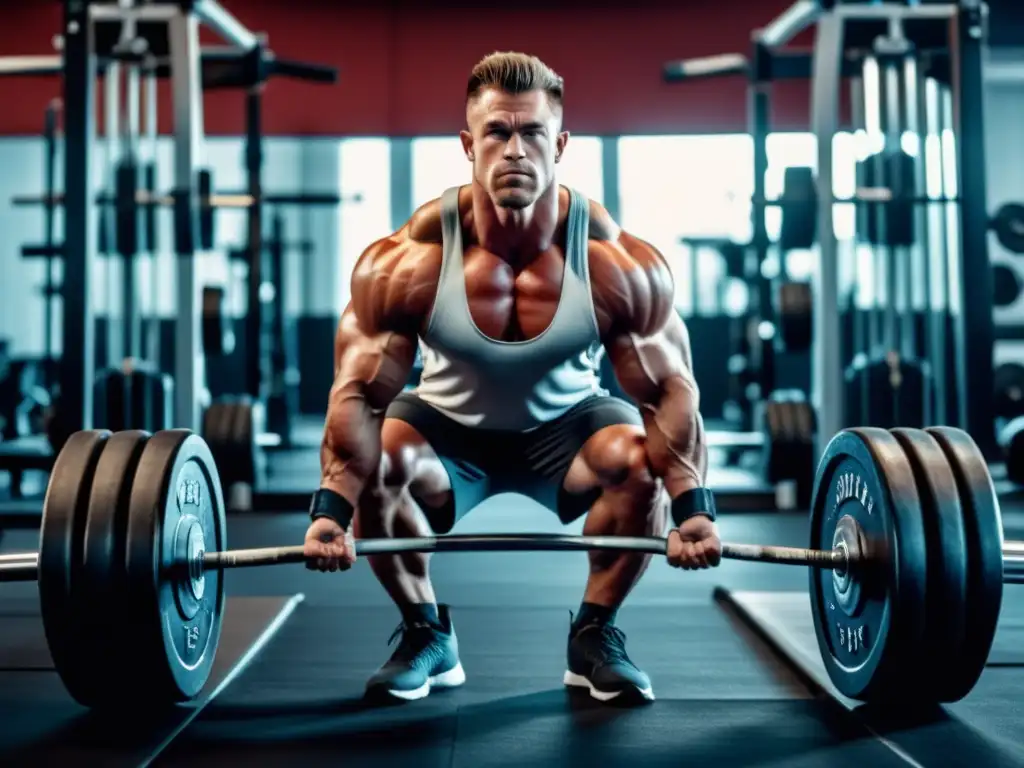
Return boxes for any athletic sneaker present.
[364,604,465,702]
[563,617,654,704]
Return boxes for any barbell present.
[0,424,1012,709]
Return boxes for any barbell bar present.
[0,532,851,585]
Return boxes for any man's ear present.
[555,130,570,163]
[460,130,474,161]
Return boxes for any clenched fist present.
[667,515,722,570]
[303,516,357,572]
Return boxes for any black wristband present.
[309,488,355,530]
[669,487,717,526]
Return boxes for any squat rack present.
[3,0,338,437]
[664,0,994,461]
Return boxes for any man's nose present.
[504,134,525,158]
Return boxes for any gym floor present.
[1,446,1024,767]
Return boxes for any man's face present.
[461,88,569,210]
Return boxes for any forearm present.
[640,375,707,499]
[320,383,384,506]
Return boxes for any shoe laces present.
[386,621,443,666]
[574,620,630,666]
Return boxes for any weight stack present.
[761,390,816,508]
[94,362,174,433]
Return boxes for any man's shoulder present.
[407,190,463,245]
[585,200,667,273]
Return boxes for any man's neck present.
[470,182,560,262]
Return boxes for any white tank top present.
[413,186,606,431]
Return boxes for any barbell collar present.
[0,552,39,582]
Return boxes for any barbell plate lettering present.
[926,427,1004,702]
[38,430,111,706]
[78,430,152,706]
[890,428,970,702]
[125,430,227,703]
[808,428,928,702]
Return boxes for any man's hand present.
[667,515,722,570]
[303,517,357,572]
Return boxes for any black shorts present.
[384,393,644,533]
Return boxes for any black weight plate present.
[125,430,227,703]
[999,415,1024,485]
[203,398,235,483]
[808,428,928,701]
[777,282,813,352]
[231,397,259,485]
[992,202,1024,255]
[77,430,151,706]
[38,430,111,704]
[991,264,1021,308]
[890,428,969,702]
[994,363,1024,420]
[926,427,1004,702]
[847,355,926,429]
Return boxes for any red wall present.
[0,1,821,136]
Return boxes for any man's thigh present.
[382,394,493,533]
[510,396,645,523]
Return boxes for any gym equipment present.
[776,281,812,352]
[998,416,1024,485]
[0,422,1013,710]
[201,286,235,358]
[761,390,816,506]
[778,166,817,252]
[991,264,1021,309]
[1,0,343,448]
[845,353,927,429]
[0,358,53,440]
[202,396,265,489]
[808,426,1001,702]
[992,202,1024,255]
[663,0,996,457]
[855,149,917,248]
[93,360,174,435]
[994,363,1024,420]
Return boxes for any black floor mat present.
[717,588,1024,767]
[0,594,303,767]
[154,602,911,767]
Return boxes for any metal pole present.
[809,9,845,449]
[168,7,206,431]
[61,0,98,434]
[949,2,995,455]
[245,86,265,401]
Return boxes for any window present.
[618,134,753,315]
[410,135,605,209]
[411,137,466,210]
[338,138,391,309]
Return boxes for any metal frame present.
[949,1,995,456]
[168,8,206,432]
[61,0,98,434]
[809,10,845,454]
[807,1,993,461]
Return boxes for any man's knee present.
[579,424,660,506]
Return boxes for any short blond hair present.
[466,51,564,108]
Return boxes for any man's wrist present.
[309,487,355,530]
[669,487,717,526]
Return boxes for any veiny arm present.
[593,233,708,498]
[319,235,433,506]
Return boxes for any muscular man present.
[304,51,722,706]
